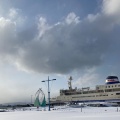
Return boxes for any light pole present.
[42,76,56,111]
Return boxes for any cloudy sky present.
[0,0,120,104]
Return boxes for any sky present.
[0,0,120,104]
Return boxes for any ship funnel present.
[106,76,119,84]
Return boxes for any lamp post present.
[42,76,56,111]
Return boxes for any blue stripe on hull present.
[106,81,120,84]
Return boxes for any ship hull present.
[56,92,120,103]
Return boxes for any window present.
[97,87,99,89]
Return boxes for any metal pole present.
[48,76,50,111]
[31,95,32,104]
[81,105,82,112]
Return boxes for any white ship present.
[53,76,120,103]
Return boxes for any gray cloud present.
[16,15,114,74]
[0,1,120,74]
[0,18,17,58]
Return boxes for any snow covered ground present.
[0,106,120,120]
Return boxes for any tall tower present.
[68,76,73,90]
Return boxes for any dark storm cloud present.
[13,13,116,74]
[0,0,120,74]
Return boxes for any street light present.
[42,76,56,111]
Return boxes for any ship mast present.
[68,76,73,90]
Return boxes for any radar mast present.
[68,76,73,90]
